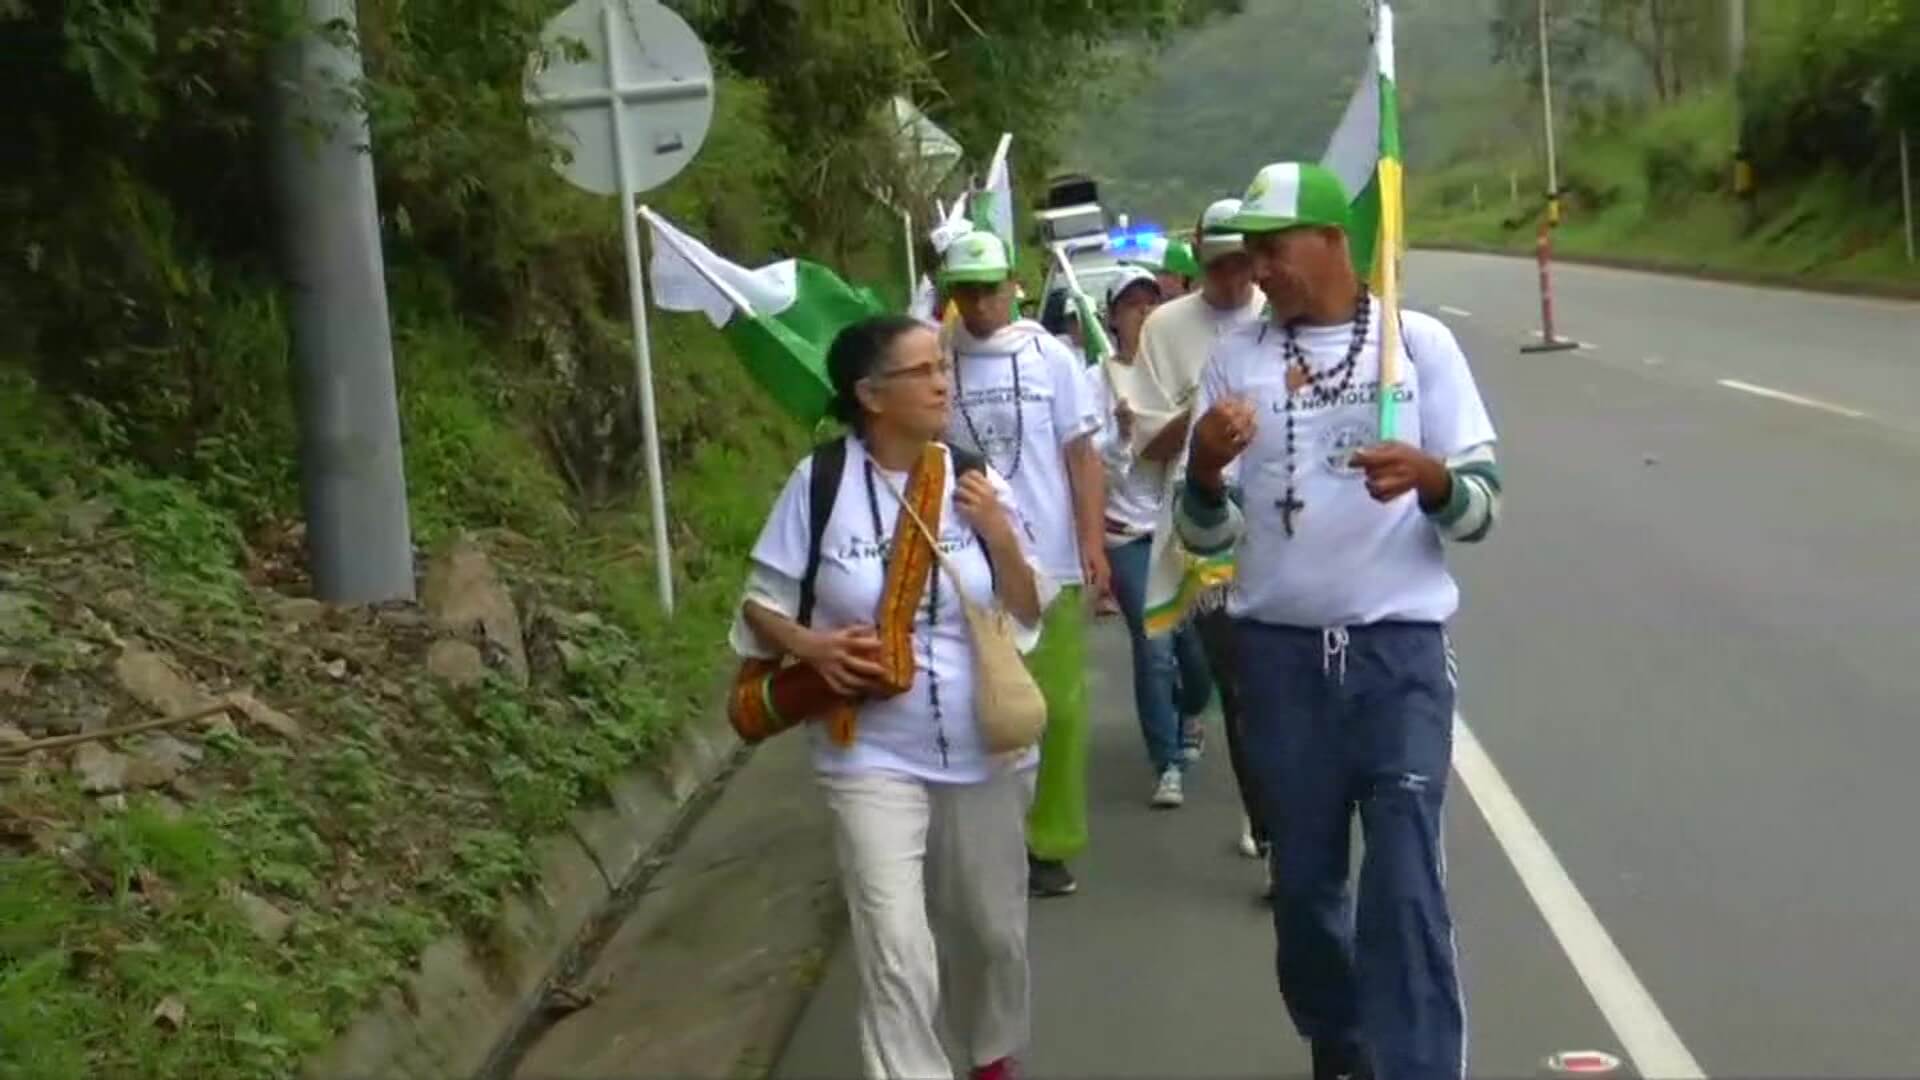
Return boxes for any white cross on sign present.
[526,0,714,198]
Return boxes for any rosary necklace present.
[1274,289,1372,538]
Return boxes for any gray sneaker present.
[1151,766,1185,809]
[1028,856,1077,898]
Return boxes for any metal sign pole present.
[1538,0,1562,219]
[1902,128,1916,265]
[603,3,675,616]
[1521,0,1577,355]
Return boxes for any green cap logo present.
[1225,163,1352,236]
[938,229,1012,286]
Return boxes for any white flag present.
[970,134,1015,264]
[644,209,797,327]
[909,275,939,325]
[930,194,973,255]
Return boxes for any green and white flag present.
[642,207,884,425]
[969,134,1016,268]
[1323,0,1402,286]
[1321,0,1405,438]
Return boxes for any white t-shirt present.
[1195,307,1497,627]
[729,440,1051,783]
[945,321,1099,585]
[1085,361,1164,542]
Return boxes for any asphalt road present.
[776,253,1920,1079]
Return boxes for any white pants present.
[819,767,1035,1080]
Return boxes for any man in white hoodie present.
[940,230,1107,899]
[1131,198,1271,871]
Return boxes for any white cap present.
[1197,198,1245,263]
[1103,265,1162,309]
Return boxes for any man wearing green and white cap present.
[940,230,1107,900]
[1178,162,1501,1080]
[1131,196,1269,870]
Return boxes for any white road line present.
[1453,716,1707,1080]
[1716,378,1868,420]
[1439,304,1474,318]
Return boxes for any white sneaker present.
[1237,814,1261,859]
[1151,767,1185,809]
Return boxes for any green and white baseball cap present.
[1163,238,1202,278]
[1225,163,1352,235]
[1128,235,1201,279]
[938,230,1012,286]
[1197,198,1246,262]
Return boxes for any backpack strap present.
[797,437,849,628]
[943,442,996,585]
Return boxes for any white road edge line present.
[1453,716,1707,1080]
[1716,378,1868,420]
[1439,304,1474,318]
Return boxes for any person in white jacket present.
[1130,198,1271,869]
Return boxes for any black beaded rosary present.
[1274,288,1373,538]
[862,459,951,769]
[952,343,1027,481]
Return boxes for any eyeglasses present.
[871,358,954,382]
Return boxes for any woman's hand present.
[954,471,1014,548]
[794,624,888,696]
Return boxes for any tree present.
[1490,0,1729,103]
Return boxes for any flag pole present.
[1373,0,1404,441]
[1050,246,1122,401]
[902,208,917,296]
[607,8,673,616]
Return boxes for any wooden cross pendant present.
[1277,491,1305,537]
[1286,364,1310,394]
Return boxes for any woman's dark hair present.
[825,314,928,428]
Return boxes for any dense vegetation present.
[0,1,1230,1076]
[1421,0,1920,286]
[1077,0,1920,288]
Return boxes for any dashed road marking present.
[1716,378,1868,420]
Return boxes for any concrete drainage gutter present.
[301,710,745,1080]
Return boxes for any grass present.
[1411,90,1920,293]
[0,303,808,1078]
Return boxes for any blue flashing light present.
[1106,225,1166,253]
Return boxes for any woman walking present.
[730,315,1052,1080]
[1085,268,1215,807]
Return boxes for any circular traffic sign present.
[526,0,713,196]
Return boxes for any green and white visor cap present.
[1196,198,1246,262]
[938,230,1012,286]
[1224,163,1352,235]
[1104,265,1162,310]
